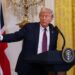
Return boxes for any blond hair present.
[39,7,53,18]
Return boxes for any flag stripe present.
[0,3,11,75]
[0,66,3,75]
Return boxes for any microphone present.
[55,26,65,50]
[55,26,75,63]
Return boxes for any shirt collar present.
[40,24,49,31]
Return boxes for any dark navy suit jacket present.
[2,22,58,75]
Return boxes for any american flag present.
[0,3,11,75]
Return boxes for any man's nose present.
[43,16,47,19]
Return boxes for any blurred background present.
[0,0,75,75]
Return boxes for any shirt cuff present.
[0,35,3,41]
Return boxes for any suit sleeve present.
[2,25,28,43]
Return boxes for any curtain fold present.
[55,0,75,75]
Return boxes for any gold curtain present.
[55,0,75,75]
[73,0,75,50]
[72,0,75,74]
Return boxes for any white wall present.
[4,9,22,75]
[2,1,22,75]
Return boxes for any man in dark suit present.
[0,7,58,75]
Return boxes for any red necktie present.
[42,28,47,52]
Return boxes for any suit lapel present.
[49,24,54,50]
[33,23,40,54]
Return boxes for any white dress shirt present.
[37,25,50,54]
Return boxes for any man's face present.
[39,12,53,28]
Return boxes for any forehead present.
[40,12,52,17]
